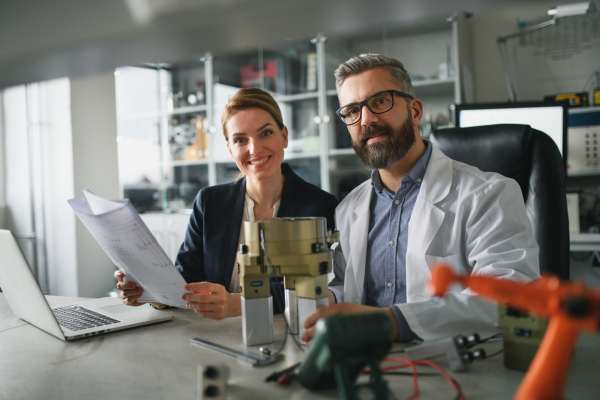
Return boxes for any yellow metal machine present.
[236,217,337,346]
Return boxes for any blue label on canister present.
[250,281,263,287]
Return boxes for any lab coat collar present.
[405,144,453,301]
[344,144,454,303]
[350,144,453,215]
[419,144,453,205]
[349,182,373,299]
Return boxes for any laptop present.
[0,229,174,341]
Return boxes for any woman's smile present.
[248,155,271,167]
[226,107,288,182]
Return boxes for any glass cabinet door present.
[210,39,326,188]
[116,59,214,213]
[116,21,471,210]
[115,66,164,213]
[162,59,211,212]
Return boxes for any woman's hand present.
[183,282,241,320]
[114,270,145,306]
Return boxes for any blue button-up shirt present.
[365,140,432,340]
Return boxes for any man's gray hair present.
[334,53,415,98]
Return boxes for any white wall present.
[40,78,78,296]
[70,73,120,298]
[351,29,457,121]
[471,0,599,102]
[0,89,5,228]
[2,86,34,263]
[2,80,79,296]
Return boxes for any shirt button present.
[395,200,400,205]
[387,282,393,288]
[389,240,394,246]
[417,178,422,182]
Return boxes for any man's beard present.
[352,113,416,170]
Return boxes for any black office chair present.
[430,124,570,279]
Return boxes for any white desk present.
[1,294,599,400]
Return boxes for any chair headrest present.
[431,124,534,198]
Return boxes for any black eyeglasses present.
[336,90,414,126]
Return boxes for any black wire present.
[453,378,463,400]
[485,349,504,359]
[265,361,301,382]
[269,311,289,357]
[290,331,306,351]
[382,333,499,399]
[479,332,503,343]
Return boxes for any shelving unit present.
[323,13,474,198]
[115,14,474,216]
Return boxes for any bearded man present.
[302,54,540,343]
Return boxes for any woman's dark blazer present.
[175,163,338,314]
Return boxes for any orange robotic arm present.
[430,264,600,400]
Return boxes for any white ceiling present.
[0,0,560,88]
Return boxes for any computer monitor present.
[453,102,568,169]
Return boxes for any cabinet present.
[325,14,473,199]
[140,213,190,262]
[115,14,473,212]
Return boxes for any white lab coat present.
[328,144,540,341]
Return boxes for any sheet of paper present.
[68,190,190,308]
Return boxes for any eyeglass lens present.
[338,91,394,125]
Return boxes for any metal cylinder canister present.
[236,217,333,344]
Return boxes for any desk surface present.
[1,294,599,400]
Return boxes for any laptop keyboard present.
[52,305,121,332]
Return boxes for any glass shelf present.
[329,148,355,156]
[284,151,321,160]
[117,18,469,210]
[413,78,455,97]
[276,92,319,102]
[168,104,208,115]
[170,159,211,167]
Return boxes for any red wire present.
[384,357,466,400]
[380,357,420,400]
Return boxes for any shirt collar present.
[370,139,432,194]
[244,192,281,221]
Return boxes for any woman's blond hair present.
[221,88,284,141]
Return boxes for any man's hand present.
[301,302,399,343]
[183,282,241,320]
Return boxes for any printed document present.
[68,189,189,308]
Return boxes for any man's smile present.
[366,134,388,144]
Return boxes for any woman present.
[115,88,338,319]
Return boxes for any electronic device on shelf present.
[452,102,568,170]
[566,107,600,176]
